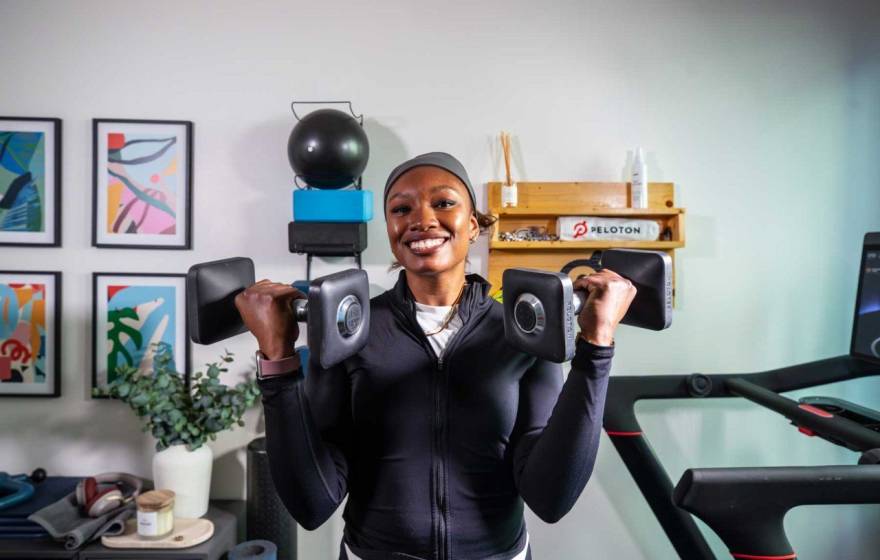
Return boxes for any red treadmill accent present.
[731,553,797,560]
[605,430,643,437]
[797,403,834,418]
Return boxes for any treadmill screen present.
[853,247,880,361]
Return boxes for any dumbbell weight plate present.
[503,268,576,363]
[513,293,546,334]
[307,269,370,369]
[336,294,363,337]
[600,249,672,331]
[187,257,255,345]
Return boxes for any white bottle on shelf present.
[631,147,648,209]
[502,182,518,208]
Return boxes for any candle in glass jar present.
[136,490,175,540]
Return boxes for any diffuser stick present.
[499,131,517,207]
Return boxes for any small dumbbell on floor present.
[502,249,673,362]
[186,257,369,369]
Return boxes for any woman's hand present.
[234,280,304,360]
[574,270,637,347]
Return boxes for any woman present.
[236,152,635,560]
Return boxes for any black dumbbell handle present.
[563,253,611,316]
[563,253,601,316]
[572,289,587,316]
[291,299,308,322]
[287,295,362,338]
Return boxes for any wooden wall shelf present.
[491,240,684,250]
[495,208,684,218]
[486,181,686,295]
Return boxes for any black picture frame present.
[0,270,62,397]
[91,272,190,397]
[92,119,193,250]
[0,117,62,247]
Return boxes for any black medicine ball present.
[287,108,370,189]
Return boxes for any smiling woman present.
[241,151,636,560]
[384,153,496,305]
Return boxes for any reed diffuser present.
[499,131,517,208]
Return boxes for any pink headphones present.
[75,473,143,518]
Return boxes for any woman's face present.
[385,166,479,277]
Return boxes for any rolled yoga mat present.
[230,539,278,560]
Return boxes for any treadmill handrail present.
[604,354,879,433]
[726,377,880,452]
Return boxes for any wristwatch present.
[255,350,300,380]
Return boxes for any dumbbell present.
[502,249,672,362]
[186,257,369,369]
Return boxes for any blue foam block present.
[293,190,373,222]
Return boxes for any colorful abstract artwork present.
[92,120,192,249]
[0,272,61,397]
[0,118,61,247]
[92,273,188,395]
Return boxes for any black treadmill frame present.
[602,355,880,559]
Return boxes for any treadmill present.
[603,232,880,559]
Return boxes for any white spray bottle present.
[631,147,648,209]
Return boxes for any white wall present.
[1,0,879,558]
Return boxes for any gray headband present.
[383,152,477,213]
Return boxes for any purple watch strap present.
[256,351,300,378]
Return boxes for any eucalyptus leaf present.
[104,343,259,450]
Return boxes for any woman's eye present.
[390,205,410,215]
[435,199,456,209]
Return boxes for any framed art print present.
[0,271,61,397]
[92,119,193,249]
[0,117,61,247]
[92,273,189,395]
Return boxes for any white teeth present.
[409,238,446,250]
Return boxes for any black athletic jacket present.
[259,272,614,560]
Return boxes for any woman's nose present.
[409,204,437,230]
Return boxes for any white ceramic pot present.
[152,444,213,518]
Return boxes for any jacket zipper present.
[434,356,447,560]
[399,313,448,560]
[427,323,480,560]
[395,294,491,560]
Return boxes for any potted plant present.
[104,342,260,518]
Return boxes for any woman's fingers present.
[575,269,637,345]
[234,280,303,359]
[246,281,305,301]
